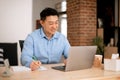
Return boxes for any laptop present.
[52,46,97,72]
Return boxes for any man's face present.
[40,16,59,36]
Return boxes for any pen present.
[32,56,38,61]
[32,56,40,66]
[32,56,41,68]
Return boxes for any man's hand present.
[30,61,41,71]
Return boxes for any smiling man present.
[21,7,70,71]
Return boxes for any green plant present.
[92,36,104,55]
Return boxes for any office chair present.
[0,43,18,66]
[19,40,24,51]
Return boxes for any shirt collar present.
[40,28,59,39]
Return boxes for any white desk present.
[0,64,120,80]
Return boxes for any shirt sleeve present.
[20,35,34,67]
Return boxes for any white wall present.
[0,0,32,42]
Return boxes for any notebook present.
[52,46,97,72]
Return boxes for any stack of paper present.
[12,66,47,72]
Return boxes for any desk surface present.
[0,64,120,80]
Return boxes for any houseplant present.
[92,36,104,55]
[92,36,104,67]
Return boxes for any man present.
[21,7,70,71]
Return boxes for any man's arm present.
[21,35,34,67]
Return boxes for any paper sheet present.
[39,66,47,70]
[12,66,47,72]
[12,66,31,72]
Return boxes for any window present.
[56,0,67,37]
[60,14,67,37]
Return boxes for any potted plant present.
[92,36,104,67]
[92,36,104,55]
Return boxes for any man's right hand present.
[30,60,41,71]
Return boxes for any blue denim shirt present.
[21,28,70,67]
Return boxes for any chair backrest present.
[0,43,18,66]
[0,48,4,66]
[19,40,24,51]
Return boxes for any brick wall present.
[67,0,97,46]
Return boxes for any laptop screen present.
[52,46,97,72]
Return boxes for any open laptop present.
[52,46,97,72]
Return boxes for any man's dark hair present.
[40,7,59,21]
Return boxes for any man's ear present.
[40,20,43,25]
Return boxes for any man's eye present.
[55,22,58,24]
[49,23,53,25]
